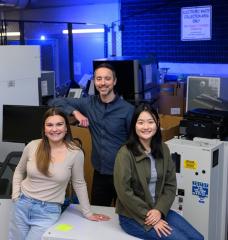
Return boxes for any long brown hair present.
[36,107,80,176]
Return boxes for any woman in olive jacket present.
[114,103,204,240]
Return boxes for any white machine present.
[166,138,227,240]
[0,45,41,240]
[193,138,228,240]
[0,45,41,162]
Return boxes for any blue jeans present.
[119,210,204,240]
[8,193,61,240]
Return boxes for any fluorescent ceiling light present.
[62,28,104,34]
[1,32,21,36]
[40,35,46,40]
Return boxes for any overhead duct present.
[0,0,30,8]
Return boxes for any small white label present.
[74,62,81,75]
[41,80,48,96]
[171,108,180,115]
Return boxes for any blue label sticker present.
[192,181,208,203]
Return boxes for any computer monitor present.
[2,105,49,144]
[186,76,228,111]
[93,57,159,102]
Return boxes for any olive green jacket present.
[114,143,176,231]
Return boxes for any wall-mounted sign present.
[181,5,212,41]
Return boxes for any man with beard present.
[50,63,134,207]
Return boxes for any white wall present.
[0,46,41,162]
[159,62,228,77]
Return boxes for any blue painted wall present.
[121,0,228,63]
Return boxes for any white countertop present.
[42,204,140,240]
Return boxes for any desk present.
[42,205,140,240]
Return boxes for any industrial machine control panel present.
[166,138,227,240]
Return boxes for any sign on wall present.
[181,5,212,41]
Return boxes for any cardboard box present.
[158,82,186,116]
[159,114,182,141]
[158,95,186,116]
[70,126,93,200]
[159,82,186,97]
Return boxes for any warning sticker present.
[192,181,209,203]
[184,160,198,170]
[55,224,73,232]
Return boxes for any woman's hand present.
[154,219,172,238]
[145,209,161,226]
[12,197,19,202]
[87,213,111,221]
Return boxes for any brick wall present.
[121,0,228,63]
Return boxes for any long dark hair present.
[126,103,163,159]
[36,107,80,176]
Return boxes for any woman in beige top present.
[8,107,109,240]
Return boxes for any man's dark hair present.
[94,63,117,79]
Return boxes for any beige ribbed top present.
[12,139,92,218]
